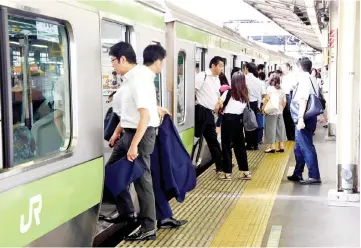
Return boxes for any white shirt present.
[245,73,263,107]
[266,86,286,115]
[113,65,160,128]
[221,90,246,114]
[293,71,319,103]
[195,69,221,110]
[281,72,297,95]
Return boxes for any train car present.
[0,0,294,247]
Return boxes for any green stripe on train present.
[0,157,103,247]
[80,0,164,29]
[179,127,194,154]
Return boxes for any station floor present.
[118,124,360,247]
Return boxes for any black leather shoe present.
[124,229,156,241]
[157,217,188,229]
[300,178,322,185]
[104,212,137,224]
[287,175,303,182]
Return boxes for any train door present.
[0,2,103,247]
[192,46,207,166]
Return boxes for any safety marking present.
[266,225,282,247]
[210,142,294,247]
[118,146,267,247]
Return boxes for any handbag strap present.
[309,78,318,95]
[222,90,232,112]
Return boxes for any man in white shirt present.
[106,42,160,241]
[288,57,321,185]
[281,62,297,141]
[244,62,263,150]
[194,56,224,173]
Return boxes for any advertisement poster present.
[102,66,120,96]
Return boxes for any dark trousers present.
[105,128,157,232]
[245,101,259,148]
[221,114,248,173]
[292,117,321,180]
[195,105,223,172]
[283,94,295,141]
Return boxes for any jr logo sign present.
[20,194,42,234]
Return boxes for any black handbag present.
[290,78,324,123]
[104,107,120,141]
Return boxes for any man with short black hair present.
[194,56,224,174]
[288,57,321,185]
[244,62,263,150]
[107,41,160,241]
[257,64,265,73]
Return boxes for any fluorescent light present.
[9,41,19,45]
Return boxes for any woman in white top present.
[219,71,251,181]
[262,74,287,153]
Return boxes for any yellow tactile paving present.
[119,141,294,247]
[210,142,294,247]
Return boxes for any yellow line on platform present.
[210,142,294,247]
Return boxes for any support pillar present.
[326,0,338,138]
[328,0,360,206]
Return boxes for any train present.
[0,0,294,246]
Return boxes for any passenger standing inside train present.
[263,74,287,153]
[288,57,321,185]
[281,63,296,141]
[194,56,224,174]
[219,71,251,181]
[244,62,263,150]
[107,42,159,240]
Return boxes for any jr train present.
[0,0,293,246]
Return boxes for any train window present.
[7,15,71,167]
[177,51,186,124]
[201,49,206,71]
[232,55,237,68]
[101,20,126,99]
[151,41,162,105]
[195,47,205,74]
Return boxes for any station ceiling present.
[243,0,322,51]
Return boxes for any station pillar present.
[328,0,360,206]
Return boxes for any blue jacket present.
[151,115,197,203]
[104,157,144,196]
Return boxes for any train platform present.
[118,124,360,247]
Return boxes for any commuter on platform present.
[219,71,251,181]
[194,56,224,174]
[257,71,267,144]
[281,63,296,141]
[244,62,263,150]
[257,64,265,73]
[288,57,321,185]
[262,74,287,153]
[231,67,241,78]
[106,42,159,240]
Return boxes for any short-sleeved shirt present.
[293,71,319,103]
[221,90,246,114]
[113,65,160,128]
[195,69,221,110]
[266,86,286,115]
[245,73,263,107]
[281,72,297,95]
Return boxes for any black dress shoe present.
[276,149,285,153]
[300,178,322,185]
[124,229,156,241]
[157,217,188,229]
[104,212,137,224]
[287,175,303,182]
